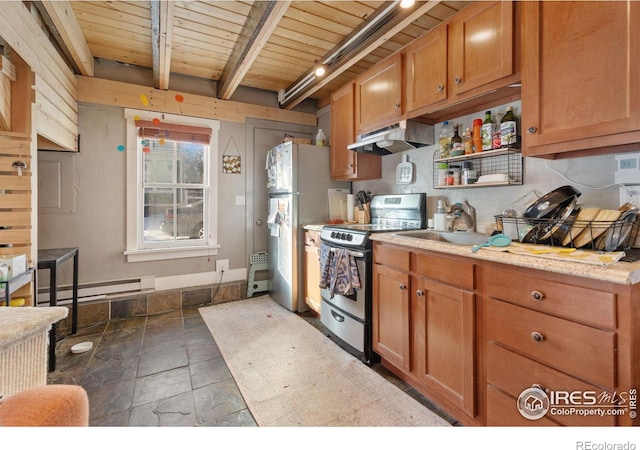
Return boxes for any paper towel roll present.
[347,194,355,221]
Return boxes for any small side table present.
[37,248,79,372]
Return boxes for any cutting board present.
[482,242,625,265]
[328,188,349,220]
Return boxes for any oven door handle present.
[324,246,365,259]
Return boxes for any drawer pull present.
[454,76,462,84]
[416,290,424,297]
[437,83,444,92]
[530,290,545,301]
[531,331,545,342]
[399,284,407,290]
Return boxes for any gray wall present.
[349,101,621,233]
[37,104,305,289]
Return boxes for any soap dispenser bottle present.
[434,200,447,231]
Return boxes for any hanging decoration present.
[222,135,242,174]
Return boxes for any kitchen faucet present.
[447,200,476,232]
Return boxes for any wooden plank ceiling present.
[39,1,468,109]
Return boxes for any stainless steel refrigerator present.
[266,141,350,312]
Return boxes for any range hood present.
[347,120,435,155]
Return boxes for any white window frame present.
[123,108,220,262]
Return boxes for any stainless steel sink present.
[392,230,489,246]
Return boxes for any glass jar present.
[462,161,477,185]
[449,165,461,185]
[437,163,449,186]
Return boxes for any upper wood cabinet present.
[405,1,516,115]
[521,1,640,158]
[354,53,403,134]
[330,82,381,181]
[448,1,514,97]
[405,24,448,112]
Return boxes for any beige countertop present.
[371,232,640,286]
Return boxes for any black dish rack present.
[495,212,640,252]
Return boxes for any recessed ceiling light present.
[400,0,415,8]
[314,62,327,77]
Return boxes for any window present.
[124,109,220,262]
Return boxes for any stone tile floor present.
[48,304,457,426]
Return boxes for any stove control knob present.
[331,231,338,239]
[346,234,353,241]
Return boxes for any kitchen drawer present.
[413,252,475,291]
[484,266,615,329]
[373,243,409,272]
[486,342,617,426]
[487,384,559,426]
[485,298,615,388]
[305,230,321,248]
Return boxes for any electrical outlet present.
[620,186,640,207]
[216,259,229,281]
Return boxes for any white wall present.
[349,101,621,233]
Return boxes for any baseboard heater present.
[36,277,146,306]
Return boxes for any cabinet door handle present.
[454,76,462,84]
[531,331,545,342]
[437,83,444,92]
[527,126,537,134]
[530,290,545,301]
[416,290,424,297]
[399,284,407,290]
[394,103,400,110]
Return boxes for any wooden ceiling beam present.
[38,1,94,76]
[217,1,290,100]
[151,0,175,90]
[281,1,441,110]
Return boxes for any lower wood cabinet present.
[371,240,640,427]
[303,230,322,314]
[412,275,476,417]
[372,242,478,424]
[483,261,638,427]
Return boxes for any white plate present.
[71,341,93,354]
[476,173,508,184]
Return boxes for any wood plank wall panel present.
[0,134,33,305]
[0,2,78,151]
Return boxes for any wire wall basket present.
[495,211,640,252]
[433,146,522,189]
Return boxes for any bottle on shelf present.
[439,121,453,158]
[481,110,495,151]
[463,127,473,155]
[500,106,517,148]
[450,124,463,154]
[472,118,482,153]
[315,129,327,146]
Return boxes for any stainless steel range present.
[319,193,426,364]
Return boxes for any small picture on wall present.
[223,155,241,174]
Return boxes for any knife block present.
[356,203,371,224]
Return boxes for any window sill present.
[124,245,220,263]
